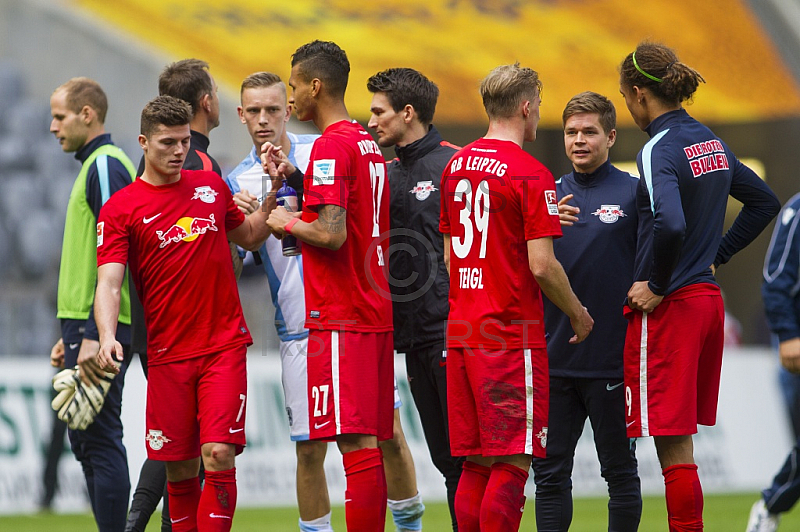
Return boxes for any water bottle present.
[276,179,301,256]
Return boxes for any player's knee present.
[379,433,405,458]
[296,440,327,467]
[201,442,236,470]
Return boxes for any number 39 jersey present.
[440,138,562,349]
[301,120,393,332]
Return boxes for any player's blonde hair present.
[54,77,108,123]
[480,63,542,120]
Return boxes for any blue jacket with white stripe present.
[634,109,779,296]
[544,159,638,378]
[763,193,800,342]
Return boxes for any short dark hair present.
[620,42,705,106]
[366,68,439,126]
[480,63,542,120]
[158,58,213,116]
[140,95,192,137]
[291,40,350,98]
[562,91,616,133]
[55,77,109,123]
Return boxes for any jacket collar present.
[75,133,112,164]
[394,125,443,165]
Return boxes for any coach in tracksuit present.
[367,68,464,531]
[532,92,642,532]
[746,193,800,529]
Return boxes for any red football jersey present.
[439,138,562,349]
[300,120,393,332]
[97,170,252,365]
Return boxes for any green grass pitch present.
[3,493,799,530]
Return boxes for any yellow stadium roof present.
[73,0,800,126]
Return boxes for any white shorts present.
[394,376,402,409]
[280,337,311,441]
[280,337,401,441]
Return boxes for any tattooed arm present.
[266,203,348,250]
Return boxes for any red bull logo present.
[410,180,437,201]
[592,204,626,224]
[156,213,217,248]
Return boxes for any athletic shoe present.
[746,499,780,532]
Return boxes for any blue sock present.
[388,493,425,531]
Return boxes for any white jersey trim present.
[639,312,650,437]
[524,348,533,455]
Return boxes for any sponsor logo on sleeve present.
[313,159,336,186]
[544,190,558,215]
[96,222,104,247]
[783,207,796,226]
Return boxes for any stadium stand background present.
[1,0,800,354]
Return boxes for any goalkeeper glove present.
[51,366,116,430]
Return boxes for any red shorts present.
[447,346,549,458]
[306,330,393,441]
[623,283,724,437]
[145,345,248,461]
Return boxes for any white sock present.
[388,493,425,531]
[298,511,333,532]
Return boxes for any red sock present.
[167,477,201,532]
[197,468,237,532]
[480,462,528,532]
[663,464,703,531]
[343,448,387,532]
[454,461,491,532]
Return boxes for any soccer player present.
[266,40,394,531]
[439,63,593,532]
[367,67,463,530]
[531,91,642,531]
[225,71,333,532]
[747,192,800,531]
[618,42,780,530]
[94,95,274,532]
[236,69,426,532]
[126,58,224,532]
[49,76,135,532]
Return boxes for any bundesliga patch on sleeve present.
[545,190,558,215]
[313,159,336,186]
[96,222,104,247]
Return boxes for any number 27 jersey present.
[440,138,562,349]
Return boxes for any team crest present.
[536,427,548,448]
[146,429,171,450]
[410,181,437,201]
[592,204,626,223]
[192,186,218,203]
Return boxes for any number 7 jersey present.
[301,119,393,332]
[440,138,562,349]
